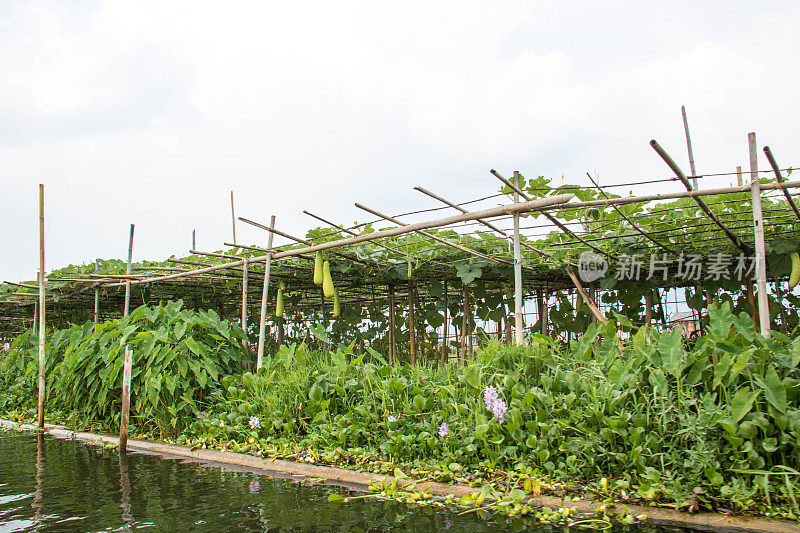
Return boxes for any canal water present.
[0,430,688,532]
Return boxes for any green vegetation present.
[2,301,799,520]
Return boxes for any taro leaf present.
[732,312,755,342]
[311,323,329,343]
[708,302,735,338]
[730,387,761,423]
[657,328,684,376]
[758,366,787,413]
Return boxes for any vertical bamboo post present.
[408,281,416,365]
[388,285,396,364]
[119,346,132,453]
[230,190,237,244]
[241,257,249,338]
[737,166,743,187]
[441,280,448,365]
[192,229,196,251]
[644,290,653,327]
[37,184,46,429]
[460,287,468,362]
[749,132,771,338]
[512,171,524,345]
[123,224,135,316]
[32,297,38,336]
[94,259,100,326]
[256,215,276,370]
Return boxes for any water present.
[0,431,685,532]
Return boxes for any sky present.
[2,0,799,283]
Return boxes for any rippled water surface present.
[0,430,689,532]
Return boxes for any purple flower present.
[248,416,261,429]
[483,386,498,409]
[249,480,260,493]
[483,386,507,423]
[438,422,449,437]
[387,415,397,423]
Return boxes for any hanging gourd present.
[323,260,335,297]
[275,282,285,317]
[790,252,800,289]
[407,256,412,279]
[333,288,341,317]
[313,252,323,285]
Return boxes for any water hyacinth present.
[483,385,507,423]
[387,415,397,423]
[248,416,261,429]
[438,422,449,437]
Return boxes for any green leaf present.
[730,387,760,423]
[759,366,787,413]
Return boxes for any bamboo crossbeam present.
[650,139,751,254]
[492,169,611,258]
[3,281,39,289]
[112,194,588,287]
[585,172,677,255]
[414,186,554,259]
[239,217,369,265]
[354,203,513,266]
[763,146,800,222]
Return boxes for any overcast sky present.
[2,0,798,283]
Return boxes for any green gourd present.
[313,252,323,285]
[276,288,284,317]
[790,252,800,288]
[322,260,335,297]
[333,288,341,317]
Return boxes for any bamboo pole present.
[123,224,135,316]
[94,259,99,325]
[737,166,743,187]
[512,171,524,345]
[241,256,249,345]
[460,287,469,362]
[230,190,237,244]
[651,139,751,254]
[750,132,771,338]
[408,280,416,365]
[37,184,45,429]
[566,266,608,324]
[119,346,132,452]
[32,296,38,335]
[441,280,448,365]
[681,105,699,189]
[388,285,396,364]
[763,145,800,222]
[355,203,512,266]
[645,290,653,326]
[192,229,196,251]
[256,215,276,370]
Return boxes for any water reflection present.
[118,451,133,532]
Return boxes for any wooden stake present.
[37,184,45,429]
[256,215,276,370]
[512,171,524,345]
[123,224,135,316]
[94,259,100,326]
[388,285,396,364]
[408,280,416,365]
[230,190,237,244]
[119,346,132,453]
[644,290,653,326]
[750,132,771,338]
[441,280,448,365]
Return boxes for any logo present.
[578,251,608,282]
